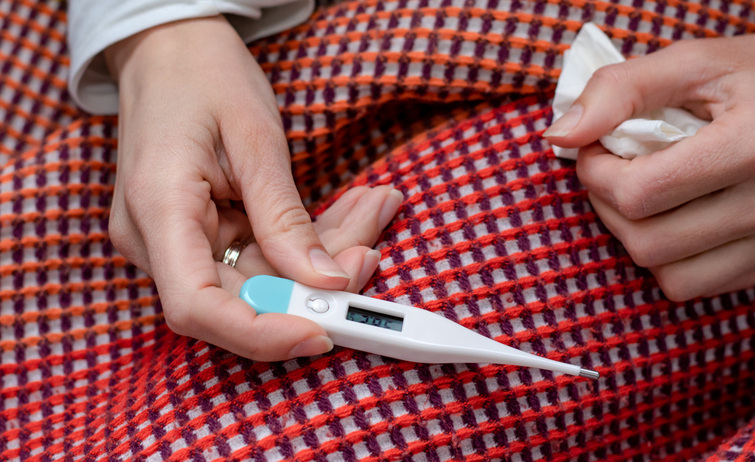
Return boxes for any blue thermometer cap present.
[239,275,294,314]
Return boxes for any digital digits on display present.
[346,306,404,332]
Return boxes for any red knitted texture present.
[0,0,754,460]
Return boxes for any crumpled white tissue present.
[551,23,709,160]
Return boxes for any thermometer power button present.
[307,297,330,314]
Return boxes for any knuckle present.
[588,63,644,116]
[107,212,129,251]
[611,181,650,220]
[625,244,656,269]
[121,173,154,215]
[161,302,194,337]
[590,64,627,88]
[575,161,600,191]
[651,266,698,302]
[584,174,653,221]
[107,192,144,266]
[618,230,657,268]
[107,192,128,242]
[273,204,314,235]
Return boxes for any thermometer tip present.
[579,368,600,380]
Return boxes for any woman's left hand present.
[545,33,755,301]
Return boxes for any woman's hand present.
[105,16,403,360]
[545,34,755,301]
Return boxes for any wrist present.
[104,15,236,91]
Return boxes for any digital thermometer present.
[240,275,599,380]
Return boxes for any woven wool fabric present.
[1,0,755,461]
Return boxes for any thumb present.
[227,119,350,290]
[544,38,707,148]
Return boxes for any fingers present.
[581,140,755,301]
[334,247,382,293]
[587,177,755,268]
[576,110,752,218]
[588,183,755,301]
[133,181,333,361]
[173,276,331,361]
[314,185,403,256]
[119,152,329,361]
[649,238,755,302]
[210,243,379,360]
[545,37,725,147]
[230,185,400,293]
[110,178,251,274]
[227,243,381,298]
[311,185,400,291]
[222,113,351,290]
[154,183,390,361]
[210,207,254,261]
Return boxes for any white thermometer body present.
[240,275,598,380]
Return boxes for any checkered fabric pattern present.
[1,0,754,460]
[706,419,755,462]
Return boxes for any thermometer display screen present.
[346,305,403,332]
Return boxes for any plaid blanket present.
[2,0,754,460]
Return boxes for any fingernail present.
[378,189,404,230]
[288,335,334,358]
[310,248,349,279]
[358,249,382,289]
[544,104,583,138]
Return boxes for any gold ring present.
[222,241,245,268]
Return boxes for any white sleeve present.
[67,0,314,114]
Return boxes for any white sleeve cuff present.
[67,0,314,114]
